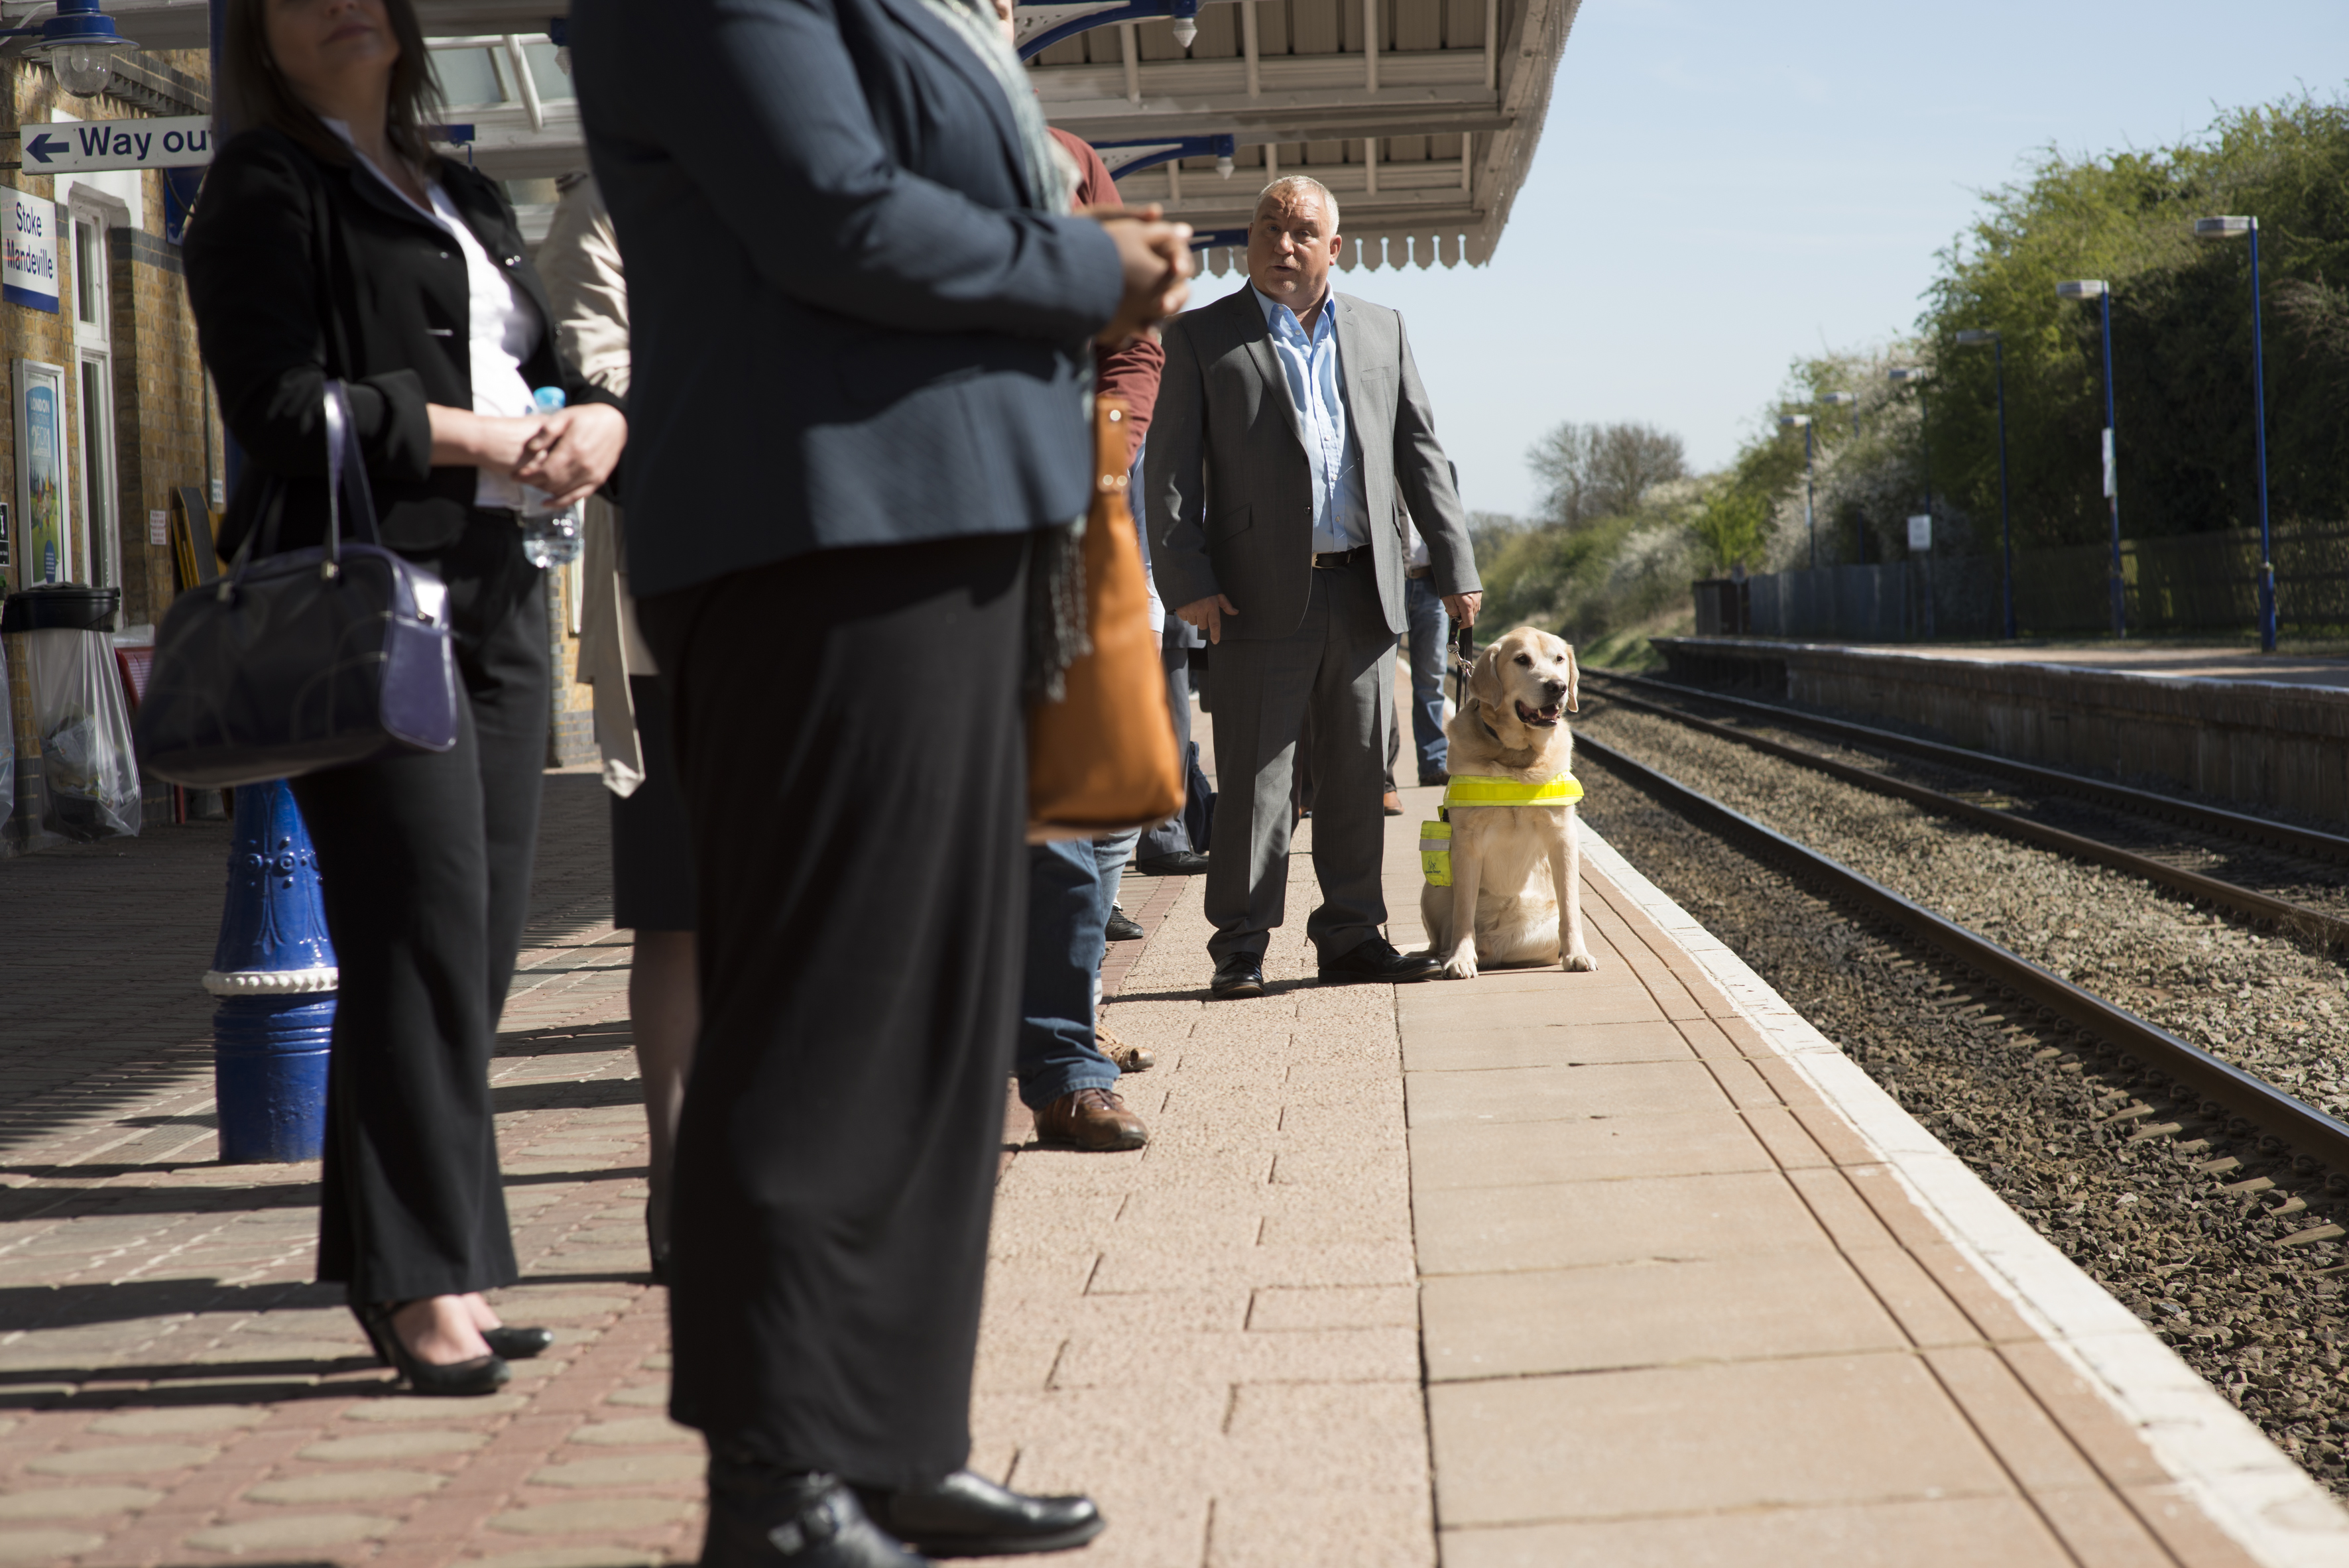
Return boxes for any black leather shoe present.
[1210,955,1264,998]
[351,1303,511,1398]
[857,1471,1103,1559]
[705,1460,930,1567]
[1105,907,1144,941]
[1136,849,1209,876]
[1318,936,1444,986]
[483,1325,555,1359]
[1418,771,1449,788]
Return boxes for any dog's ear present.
[1469,645,1504,713]
[1563,642,1581,713]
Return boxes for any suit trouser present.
[1203,555,1397,965]
[1136,637,1195,861]
[292,513,546,1305]
[638,534,1027,1490]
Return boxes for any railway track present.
[1587,669,2349,865]
[1573,728,2349,1199]
[1579,673,2349,953]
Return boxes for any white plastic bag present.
[25,627,140,841]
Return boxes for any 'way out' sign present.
[20,117,212,174]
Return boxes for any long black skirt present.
[638,533,1028,1490]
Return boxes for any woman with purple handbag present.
[183,0,625,1396]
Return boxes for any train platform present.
[4,760,2348,1565]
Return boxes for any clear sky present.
[1181,0,2348,519]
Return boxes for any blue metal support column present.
[1018,0,1201,59]
[1097,133,1235,180]
[206,781,337,1164]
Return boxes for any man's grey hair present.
[1256,174,1340,233]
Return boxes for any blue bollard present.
[205,779,337,1163]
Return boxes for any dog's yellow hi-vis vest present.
[1420,773,1584,886]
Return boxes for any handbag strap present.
[223,379,377,597]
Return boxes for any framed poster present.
[15,359,70,585]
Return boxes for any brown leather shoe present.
[1035,1088,1149,1151]
[1382,790,1403,816]
[1095,1019,1156,1073]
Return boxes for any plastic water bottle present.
[519,385,583,568]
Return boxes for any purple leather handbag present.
[134,381,460,788]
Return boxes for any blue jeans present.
[1405,575,1449,780]
[1016,839,1121,1110]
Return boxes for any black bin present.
[2,584,121,634]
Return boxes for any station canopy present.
[88,0,1577,270]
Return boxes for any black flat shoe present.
[483,1325,555,1359]
[1105,908,1144,941]
[1136,849,1208,876]
[351,1302,511,1398]
[1318,936,1443,986]
[1210,955,1264,998]
[705,1459,930,1567]
[857,1470,1103,1558]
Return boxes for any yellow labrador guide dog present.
[1420,627,1598,981]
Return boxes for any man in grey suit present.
[1146,176,1482,998]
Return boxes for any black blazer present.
[184,127,623,560]
[570,0,1125,599]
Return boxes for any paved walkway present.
[0,739,2329,1565]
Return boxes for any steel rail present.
[1584,677,2349,953]
[1587,670,2349,866]
[1574,731,2349,1179]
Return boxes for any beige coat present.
[538,174,654,796]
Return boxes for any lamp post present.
[1820,391,1862,560]
[1888,367,1934,638]
[2058,278,2123,636]
[2195,215,2275,652]
[1822,390,1859,437]
[1956,329,2016,640]
[1779,414,1815,569]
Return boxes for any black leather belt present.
[1312,546,1370,570]
[1404,564,1433,580]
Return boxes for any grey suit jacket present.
[1145,286,1480,640]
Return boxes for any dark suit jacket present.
[184,127,621,560]
[1145,286,1479,640]
[570,0,1126,599]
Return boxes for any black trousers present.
[638,534,1028,1490]
[291,513,548,1303]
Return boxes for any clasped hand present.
[1089,203,1191,348]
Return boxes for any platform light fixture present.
[2057,279,2124,636]
[2195,215,2275,652]
[3,0,135,97]
[1955,330,2016,640]
[1779,414,1817,570]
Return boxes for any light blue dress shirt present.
[1252,285,1369,554]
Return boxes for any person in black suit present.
[184,0,625,1396]
[571,1,1189,1564]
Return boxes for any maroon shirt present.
[1051,127,1164,463]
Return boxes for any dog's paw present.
[1443,952,1480,981]
[1561,949,1599,973]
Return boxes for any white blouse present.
[326,121,542,509]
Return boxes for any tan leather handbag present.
[1028,398,1183,839]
